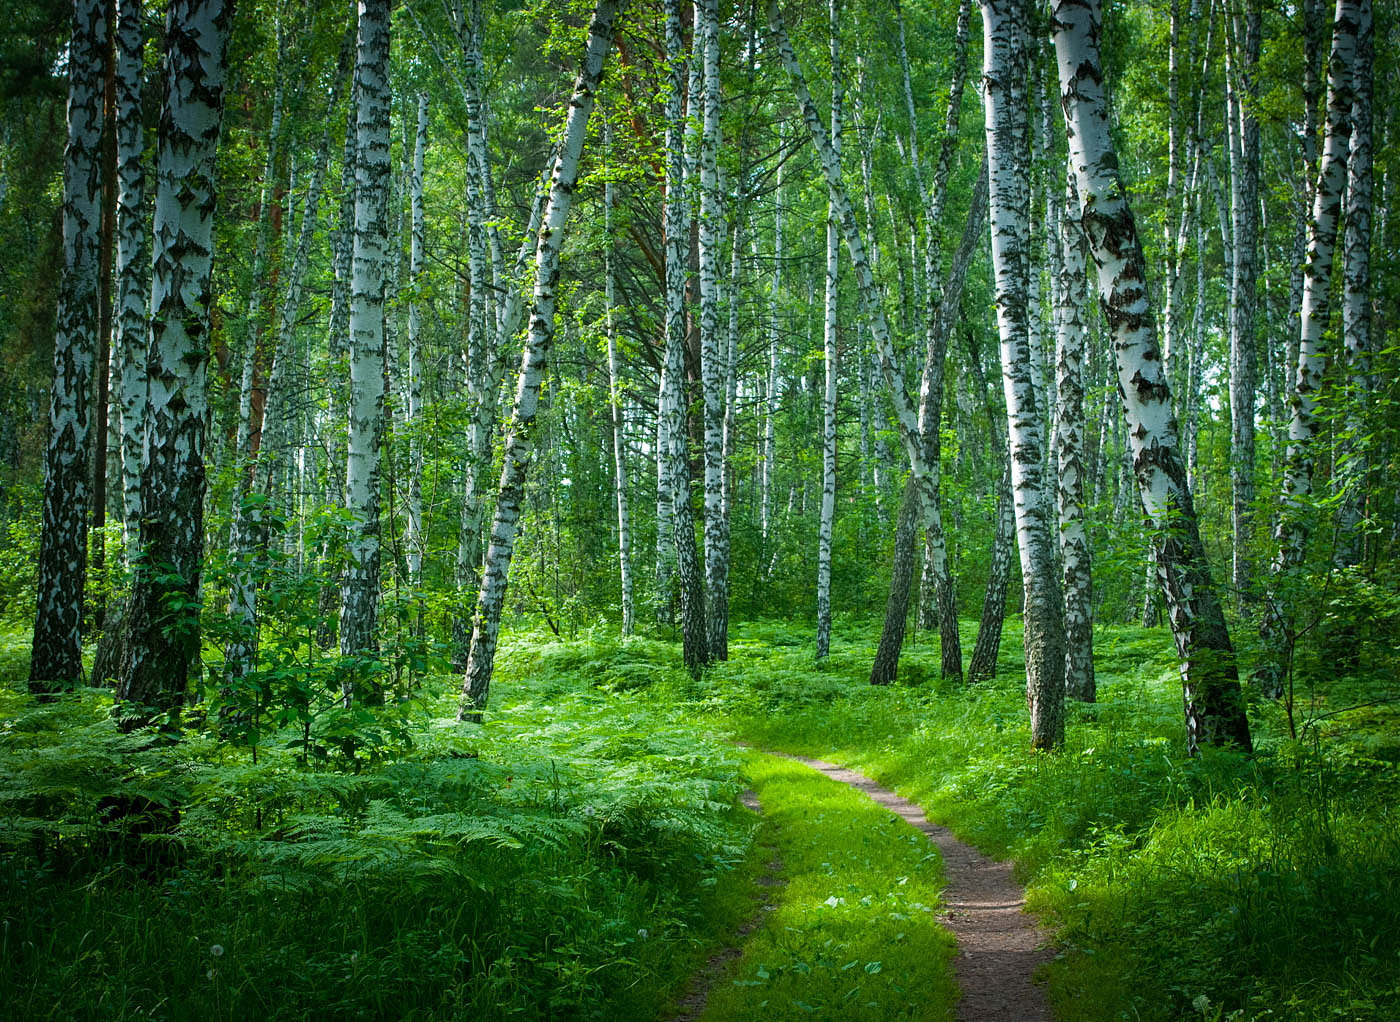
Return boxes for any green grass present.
[697,751,957,1021]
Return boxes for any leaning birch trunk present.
[603,121,634,637]
[1335,0,1373,571]
[457,0,625,720]
[30,0,105,691]
[1261,0,1361,695]
[1056,168,1095,701]
[338,0,393,683]
[697,0,729,661]
[664,0,709,675]
[117,0,232,717]
[406,92,428,594]
[1052,0,1252,754]
[982,0,1066,750]
[114,0,147,562]
[816,0,842,661]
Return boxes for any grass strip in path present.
[695,750,958,1021]
[775,752,1052,1022]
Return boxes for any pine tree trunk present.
[1261,0,1362,694]
[698,0,728,660]
[338,0,393,680]
[1052,0,1251,754]
[457,0,625,719]
[1056,167,1095,702]
[116,0,232,718]
[983,0,1066,750]
[30,0,106,691]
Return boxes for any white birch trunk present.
[1052,0,1252,754]
[117,0,232,715]
[458,0,625,718]
[604,120,634,637]
[407,92,427,591]
[114,0,147,562]
[761,163,782,570]
[339,0,393,670]
[816,0,841,660]
[30,0,105,689]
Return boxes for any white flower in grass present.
[637,928,649,939]
[210,945,224,958]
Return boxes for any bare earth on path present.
[775,752,1053,1022]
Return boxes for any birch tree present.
[1262,0,1363,693]
[457,0,626,720]
[338,0,393,678]
[117,0,233,716]
[406,92,428,594]
[816,0,841,661]
[982,0,1066,749]
[603,120,634,636]
[1051,0,1252,754]
[29,0,106,691]
[698,0,728,660]
[113,0,147,560]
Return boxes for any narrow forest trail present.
[685,749,1053,1021]
[774,753,1052,1021]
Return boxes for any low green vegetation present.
[3,618,1398,1020]
[698,750,957,1021]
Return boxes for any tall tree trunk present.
[1261,0,1362,693]
[816,0,841,660]
[116,0,232,718]
[983,0,1066,750]
[406,92,428,596]
[761,161,781,574]
[1335,0,1373,569]
[113,0,146,562]
[698,0,728,660]
[870,475,920,684]
[604,120,634,637]
[457,0,625,718]
[1226,0,1262,609]
[338,0,393,681]
[1056,166,1095,702]
[1052,0,1252,754]
[30,0,106,691]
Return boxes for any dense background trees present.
[3,0,1398,745]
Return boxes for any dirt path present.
[775,753,1053,1022]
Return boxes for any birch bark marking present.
[458,0,625,720]
[113,0,147,561]
[1052,0,1251,754]
[407,92,428,592]
[1056,168,1095,702]
[117,0,232,716]
[30,0,106,690]
[604,119,634,637]
[816,0,841,661]
[339,0,393,672]
[1335,0,1373,570]
[698,0,728,660]
[665,0,709,675]
[1262,0,1361,692]
[761,161,782,571]
[982,0,1066,750]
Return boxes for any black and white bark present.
[407,91,428,592]
[604,120,634,636]
[113,0,146,561]
[116,0,232,716]
[1055,167,1095,702]
[1335,0,1373,569]
[1262,0,1362,691]
[338,0,393,673]
[1052,0,1251,754]
[458,0,625,718]
[816,0,841,661]
[698,0,728,660]
[983,0,1066,750]
[30,0,106,691]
